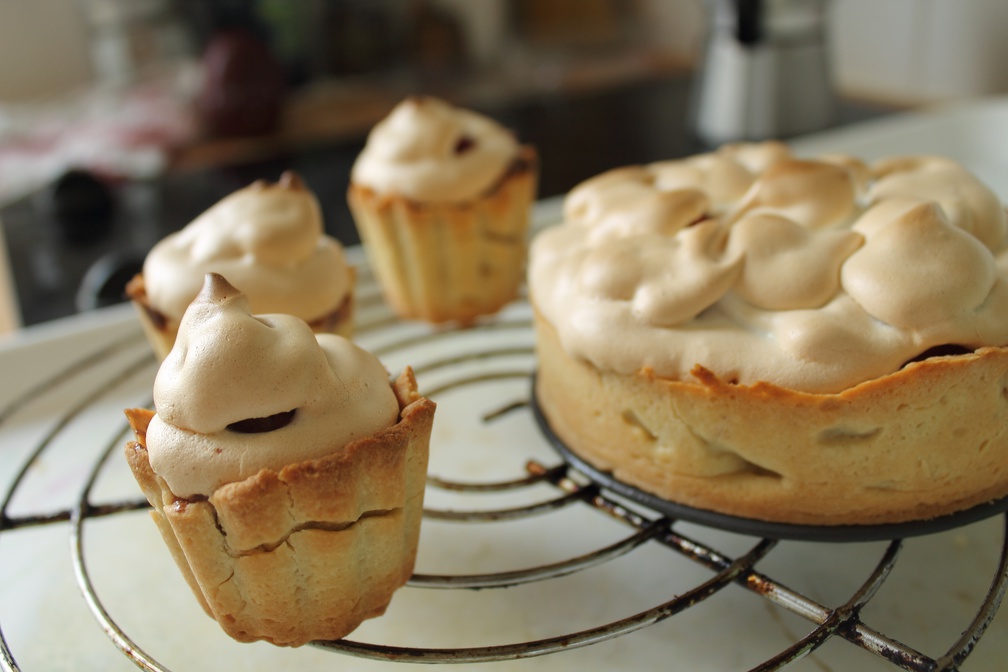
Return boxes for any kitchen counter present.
[2,97,1008,671]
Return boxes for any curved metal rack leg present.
[932,515,1008,670]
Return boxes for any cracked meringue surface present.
[529,142,1008,394]
[142,171,352,326]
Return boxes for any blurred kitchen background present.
[1,0,1007,333]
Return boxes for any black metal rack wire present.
[1,270,1006,672]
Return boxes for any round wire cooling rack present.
[1,265,1007,672]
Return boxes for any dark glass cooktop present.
[0,74,889,328]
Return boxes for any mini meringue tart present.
[127,171,355,360]
[124,273,435,646]
[348,96,538,324]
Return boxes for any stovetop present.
[0,74,891,330]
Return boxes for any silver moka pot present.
[691,0,836,146]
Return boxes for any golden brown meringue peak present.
[816,153,872,194]
[563,166,650,225]
[650,153,755,211]
[629,219,741,327]
[350,96,520,202]
[727,213,864,311]
[729,159,859,230]
[720,140,792,173]
[278,169,306,190]
[588,186,710,244]
[246,170,306,195]
[868,156,1007,251]
[184,171,322,266]
[141,172,351,323]
[155,273,321,433]
[841,202,998,331]
[146,273,399,497]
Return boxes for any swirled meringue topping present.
[350,96,520,202]
[142,171,351,323]
[529,142,1008,394]
[146,273,399,497]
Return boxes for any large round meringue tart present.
[529,142,1008,529]
[124,273,435,645]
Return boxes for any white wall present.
[831,0,1008,104]
[0,0,94,102]
[2,0,1007,106]
[638,0,1008,106]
